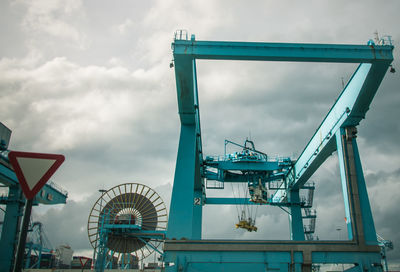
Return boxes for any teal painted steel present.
[333,126,378,246]
[172,40,393,125]
[351,134,378,245]
[336,128,354,240]
[24,222,52,269]
[205,197,309,207]
[167,32,393,271]
[0,122,12,150]
[0,186,23,272]
[173,39,393,63]
[0,158,18,187]
[206,160,281,171]
[163,241,383,272]
[271,62,393,202]
[291,63,372,188]
[167,124,201,240]
[272,63,393,204]
[288,190,305,241]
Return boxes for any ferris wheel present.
[87,183,167,267]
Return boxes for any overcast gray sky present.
[1,0,399,268]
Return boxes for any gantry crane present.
[24,221,54,269]
[164,31,394,272]
[0,122,68,272]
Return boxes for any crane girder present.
[173,39,393,63]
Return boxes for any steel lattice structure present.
[88,183,167,270]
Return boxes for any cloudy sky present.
[1,0,399,268]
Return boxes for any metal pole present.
[13,198,33,272]
[93,189,107,271]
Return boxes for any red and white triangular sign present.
[79,257,89,268]
[8,151,65,199]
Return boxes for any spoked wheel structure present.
[87,183,168,264]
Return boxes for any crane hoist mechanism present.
[206,139,295,232]
[235,210,258,232]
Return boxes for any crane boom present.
[272,61,393,202]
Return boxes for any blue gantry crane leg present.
[164,32,394,272]
[0,186,23,272]
[167,124,202,240]
[288,190,305,241]
[336,127,377,245]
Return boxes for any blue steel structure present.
[95,210,166,271]
[87,183,167,272]
[0,123,68,272]
[377,234,394,272]
[164,31,394,272]
[24,221,53,269]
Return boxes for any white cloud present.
[0,55,174,151]
[117,18,135,35]
[17,0,88,49]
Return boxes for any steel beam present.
[164,239,380,251]
[0,186,23,272]
[205,197,304,207]
[336,128,354,240]
[173,39,393,63]
[288,190,305,241]
[336,127,378,245]
[272,60,393,202]
[206,160,280,171]
[164,239,382,272]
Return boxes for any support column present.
[336,126,377,245]
[0,186,23,272]
[351,129,378,245]
[191,58,203,240]
[288,190,305,241]
[336,128,354,240]
[167,124,199,240]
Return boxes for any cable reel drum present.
[87,183,167,267]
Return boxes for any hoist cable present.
[230,182,241,220]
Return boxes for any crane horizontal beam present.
[206,160,280,171]
[173,39,393,63]
[205,197,300,207]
